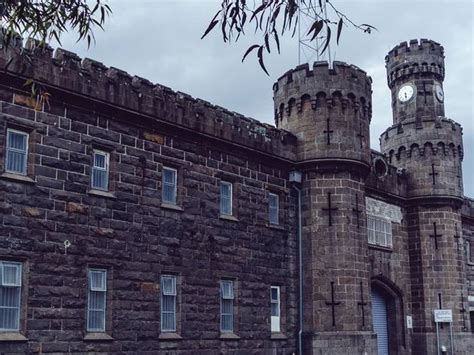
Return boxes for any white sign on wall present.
[433,309,453,323]
[406,315,413,329]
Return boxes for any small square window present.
[220,182,232,216]
[0,261,22,331]
[162,167,177,205]
[5,129,28,175]
[269,193,279,225]
[91,150,110,191]
[367,214,392,248]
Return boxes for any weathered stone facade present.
[0,37,472,354]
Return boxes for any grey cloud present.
[59,0,473,195]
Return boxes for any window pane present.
[7,131,27,150]
[94,153,107,168]
[2,263,21,286]
[88,310,105,331]
[92,168,108,190]
[161,276,176,295]
[161,294,176,331]
[220,183,232,215]
[221,314,233,332]
[6,150,26,175]
[88,291,106,331]
[89,270,106,291]
[221,281,234,299]
[271,287,279,301]
[0,287,20,330]
[271,303,279,317]
[163,168,176,184]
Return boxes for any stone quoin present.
[0,36,473,354]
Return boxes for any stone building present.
[0,36,473,354]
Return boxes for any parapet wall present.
[273,61,372,166]
[0,37,297,160]
[273,61,372,124]
[385,39,445,88]
[381,117,464,198]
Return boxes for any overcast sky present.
[60,0,474,196]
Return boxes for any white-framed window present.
[465,240,473,264]
[220,280,234,332]
[269,193,279,225]
[91,150,110,191]
[160,275,177,332]
[270,286,280,332]
[5,129,28,175]
[0,261,22,331]
[220,181,232,216]
[162,167,177,205]
[87,269,107,332]
[367,214,392,248]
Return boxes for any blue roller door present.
[372,289,389,355]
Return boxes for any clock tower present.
[381,39,466,354]
[387,39,445,123]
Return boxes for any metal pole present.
[449,323,454,355]
[298,0,301,65]
[436,322,440,355]
[294,185,303,355]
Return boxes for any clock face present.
[398,84,415,103]
[434,84,444,102]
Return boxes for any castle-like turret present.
[381,39,464,200]
[274,62,376,353]
[274,61,372,167]
[381,39,467,354]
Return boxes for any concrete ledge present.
[270,332,288,340]
[159,332,183,341]
[87,189,117,199]
[219,332,240,340]
[0,333,28,342]
[219,214,239,222]
[0,173,35,184]
[161,203,184,212]
[84,332,113,341]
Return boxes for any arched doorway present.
[371,277,405,355]
[372,288,389,355]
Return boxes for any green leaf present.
[242,44,260,62]
[201,19,219,40]
[308,20,324,41]
[336,18,343,45]
[321,26,331,54]
[257,46,269,76]
[23,79,34,87]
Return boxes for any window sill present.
[368,244,393,252]
[270,332,288,340]
[84,332,114,341]
[219,332,240,340]
[161,203,184,212]
[159,332,183,341]
[87,189,116,199]
[0,332,28,342]
[219,214,239,222]
[266,223,285,231]
[0,173,35,184]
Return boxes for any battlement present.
[273,61,373,125]
[385,39,445,88]
[381,117,464,162]
[0,36,297,160]
[386,39,444,58]
[273,61,372,92]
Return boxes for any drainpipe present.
[290,171,303,355]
